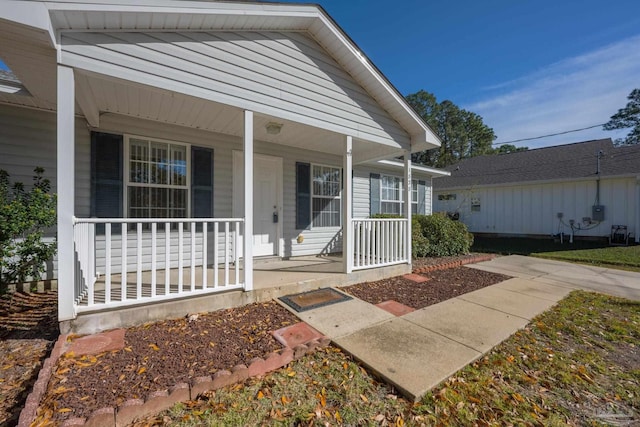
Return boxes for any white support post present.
[243,110,254,291]
[343,136,353,273]
[57,65,76,321]
[404,151,412,263]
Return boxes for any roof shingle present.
[434,139,640,189]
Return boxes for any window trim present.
[310,163,342,229]
[378,174,419,215]
[123,134,192,219]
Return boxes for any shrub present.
[414,213,474,257]
[0,168,57,288]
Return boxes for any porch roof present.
[0,0,441,162]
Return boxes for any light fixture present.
[265,122,283,135]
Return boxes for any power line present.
[493,123,607,146]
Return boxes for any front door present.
[233,152,282,257]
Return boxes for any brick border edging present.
[412,254,495,274]
[50,336,331,427]
[18,333,69,427]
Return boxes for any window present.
[438,193,457,201]
[380,175,419,215]
[126,136,189,219]
[311,164,341,227]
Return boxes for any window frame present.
[310,163,342,228]
[123,134,192,220]
[379,174,420,215]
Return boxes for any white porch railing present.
[72,217,244,312]
[352,218,409,270]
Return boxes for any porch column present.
[403,151,412,264]
[57,65,76,321]
[243,110,254,291]
[342,136,353,273]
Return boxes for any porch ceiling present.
[81,72,400,162]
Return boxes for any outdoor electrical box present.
[592,205,605,222]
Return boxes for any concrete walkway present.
[288,256,640,401]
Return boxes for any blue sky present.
[2,1,638,148]
[283,0,640,148]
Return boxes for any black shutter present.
[418,180,426,215]
[370,173,381,215]
[191,147,214,218]
[296,162,311,229]
[91,131,123,218]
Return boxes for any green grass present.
[143,291,639,426]
[472,237,640,271]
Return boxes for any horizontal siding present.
[433,178,638,238]
[60,30,409,145]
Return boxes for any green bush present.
[414,213,474,257]
[0,167,57,287]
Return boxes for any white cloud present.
[466,35,640,148]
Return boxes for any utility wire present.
[493,123,607,146]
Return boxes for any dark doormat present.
[279,288,352,312]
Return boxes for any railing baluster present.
[190,222,196,292]
[151,222,157,298]
[202,222,208,289]
[178,223,184,293]
[234,222,240,286]
[105,223,111,304]
[165,223,170,295]
[214,222,219,288]
[136,222,142,299]
[224,222,229,286]
[121,225,127,301]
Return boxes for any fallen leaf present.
[257,390,264,399]
[137,367,147,375]
[149,344,160,351]
[58,408,72,413]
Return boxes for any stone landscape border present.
[19,331,330,427]
[412,254,495,274]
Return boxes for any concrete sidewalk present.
[288,256,640,401]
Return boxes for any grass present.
[140,291,640,426]
[472,237,640,271]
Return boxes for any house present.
[0,0,446,332]
[433,139,640,242]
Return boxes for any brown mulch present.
[341,266,511,310]
[0,290,59,426]
[411,253,495,269]
[38,301,298,423]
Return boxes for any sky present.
[1,1,638,149]
[279,0,640,148]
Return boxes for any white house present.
[433,139,640,243]
[0,0,446,330]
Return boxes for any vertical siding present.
[433,178,638,238]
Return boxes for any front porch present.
[66,251,410,335]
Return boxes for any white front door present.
[233,152,282,257]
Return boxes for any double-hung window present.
[311,164,341,227]
[126,136,189,219]
[380,174,419,215]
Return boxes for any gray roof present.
[434,139,640,189]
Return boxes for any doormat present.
[279,288,352,312]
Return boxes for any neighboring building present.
[0,1,446,329]
[433,139,640,242]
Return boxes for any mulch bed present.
[0,290,59,426]
[4,253,509,426]
[37,301,298,424]
[341,265,511,310]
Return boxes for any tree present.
[406,90,496,168]
[0,168,57,288]
[603,88,640,145]
[492,144,528,154]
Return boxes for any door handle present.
[273,212,279,223]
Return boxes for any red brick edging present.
[20,334,331,427]
[412,254,495,274]
[18,333,69,427]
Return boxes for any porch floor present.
[69,256,410,335]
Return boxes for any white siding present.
[434,179,639,239]
[60,31,409,146]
